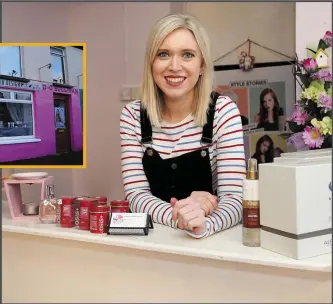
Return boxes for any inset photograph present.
[248,131,288,164]
[0,43,86,168]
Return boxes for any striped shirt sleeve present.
[120,103,177,228]
[186,98,246,239]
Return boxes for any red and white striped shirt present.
[120,96,246,238]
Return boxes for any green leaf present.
[306,48,317,55]
[287,121,305,133]
[324,82,331,91]
[299,74,311,87]
[318,39,328,50]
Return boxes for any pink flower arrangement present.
[288,31,332,150]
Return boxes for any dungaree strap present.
[140,105,153,144]
[200,91,219,144]
[140,91,219,145]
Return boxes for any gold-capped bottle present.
[242,158,260,247]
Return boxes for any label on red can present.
[63,205,72,216]
[90,215,98,231]
[81,207,89,217]
[79,207,90,230]
[61,204,75,228]
[90,212,110,234]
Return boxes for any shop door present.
[54,94,71,154]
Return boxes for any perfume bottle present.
[242,158,261,247]
[39,184,57,224]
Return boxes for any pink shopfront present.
[0,78,83,162]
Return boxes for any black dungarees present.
[140,93,219,202]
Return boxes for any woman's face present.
[152,28,203,102]
[263,93,275,111]
[260,140,270,154]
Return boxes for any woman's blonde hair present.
[141,13,214,128]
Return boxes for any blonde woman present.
[120,14,245,238]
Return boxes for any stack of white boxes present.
[259,148,332,259]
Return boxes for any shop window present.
[0,90,34,140]
[50,47,66,84]
[0,46,22,77]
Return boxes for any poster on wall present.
[214,64,295,164]
[215,80,288,131]
[214,64,295,122]
[54,107,66,129]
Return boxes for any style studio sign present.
[43,84,79,95]
[229,79,268,88]
[0,78,42,91]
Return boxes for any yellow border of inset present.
[0,42,87,169]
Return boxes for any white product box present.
[274,155,332,164]
[280,148,331,158]
[259,159,332,259]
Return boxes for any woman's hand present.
[170,198,206,234]
[171,191,218,218]
[190,191,218,215]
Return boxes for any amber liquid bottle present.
[242,158,260,247]
[39,184,57,224]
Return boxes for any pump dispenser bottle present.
[242,158,260,247]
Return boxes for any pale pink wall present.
[2,3,77,42]
[186,2,295,65]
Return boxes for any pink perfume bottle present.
[39,184,57,224]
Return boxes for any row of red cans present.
[57,196,129,234]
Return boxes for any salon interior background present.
[2,2,331,202]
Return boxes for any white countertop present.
[2,202,331,273]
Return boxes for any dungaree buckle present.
[200,137,212,145]
[141,136,153,144]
